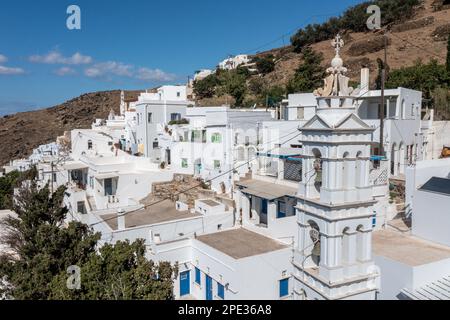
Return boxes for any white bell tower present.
[293,35,379,300]
[120,90,126,116]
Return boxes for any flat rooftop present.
[373,229,450,266]
[236,179,297,200]
[196,228,288,259]
[199,199,220,207]
[102,200,201,230]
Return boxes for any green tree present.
[0,182,177,300]
[253,55,275,75]
[290,0,421,52]
[0,182,100,299]
[385,59,449,99]
[193,74,219,99]
[49,239,178,300]
[286,47,325,94]
[217,69,248,107]
[0,167,37,210]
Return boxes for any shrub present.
[290,0,422,52]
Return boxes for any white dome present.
[331,56,343,68]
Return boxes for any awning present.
[257,149,302,160]
[63,162,88,170]
[95,172,119,180]
[370,155,387,161]
[236,179,297,200]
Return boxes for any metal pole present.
[50,161,54,194]
[379,32,387,157]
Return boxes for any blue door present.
[179,270,190,297]
[205,275,213,300]
[261,199,268,225]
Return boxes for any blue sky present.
[0,0,365,115]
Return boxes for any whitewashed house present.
[374,161,450,300]
[218,54,251,70]
[170,106,273,193]
[135,85,193,161]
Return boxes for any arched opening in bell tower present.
[312,148,322,193]
[308,220,321,266]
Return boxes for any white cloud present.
[29,51,92,65]
[0,65,25,75]
[54,67,77,76]
[0,54,7,63]
[85,61,134,78]
[136,67,176,81]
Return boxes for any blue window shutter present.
[217,283,224,299]
[195,267,201,285]
[279,278,289,297]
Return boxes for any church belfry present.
[293,35,379,300]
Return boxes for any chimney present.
[361,68,370,94]
[117,209,125,230]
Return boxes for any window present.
[148,112,152,123]
[297,107,304,120]
[153,140,159,149]
[52,173,57,183]
[214,160,221,170]
[217,283,224,299]
[195,267,201,285]
[108,141,113,146]
[279,278,289,297]
[277,201,286,218]
[77,201,86,215]
[211,133,222,143]
[89,176,94,189]
[192,130,202,142]
[171,113,181,121]
[87,140,93,150]
[177,91,181,97]
[182,158,188,168]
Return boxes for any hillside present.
[250,0,449,89]
[0,90,142,166]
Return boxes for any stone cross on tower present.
[314,34,358,97]
[331,34,344,57]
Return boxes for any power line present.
[88,128,303,227]
[242,12,342,55]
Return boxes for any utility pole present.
[379,31,387,157]
[50,161,54,194]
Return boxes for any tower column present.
[360,231,372,262]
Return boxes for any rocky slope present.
[251,0,449,88]
[0,90,142,165]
